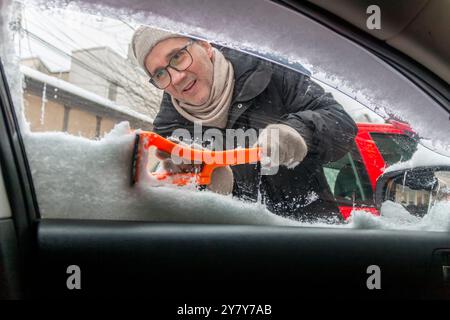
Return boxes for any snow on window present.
[25,121,302,226]
[24,121,450,230]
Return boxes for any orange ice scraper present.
[131,131,261,186]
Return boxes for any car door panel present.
[32,219,450,299]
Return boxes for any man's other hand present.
[256,123,308,169]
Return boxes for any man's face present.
[145,37,214,105]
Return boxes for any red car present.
[323,120,417,219]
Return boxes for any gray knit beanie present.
[131,26,183,76]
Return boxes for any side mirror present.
[375,166,450,217]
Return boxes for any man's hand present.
[207,166,234,195]
[155,146,201,174]
[256,124,308,169]
[155,139,234,195]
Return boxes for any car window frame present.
[0,0,446,230]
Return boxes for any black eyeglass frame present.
[148,39,195,89]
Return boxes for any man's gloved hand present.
[206,166,234,195]
[155,139,234,195]
[256,124,308,169]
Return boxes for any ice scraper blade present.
[130,133,142,186]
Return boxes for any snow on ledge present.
[21,65,153,124]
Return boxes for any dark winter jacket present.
[153,47,357,222]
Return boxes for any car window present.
[323,144,373,204]
[370,133,418,167]
[1,1,449,230]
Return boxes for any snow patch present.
[303,191,319,207]
[24,121,302,226]
[348,200,450,232]
[17,121,450,230]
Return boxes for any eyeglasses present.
[148,40,194,89]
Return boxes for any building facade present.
[21,46,161,139]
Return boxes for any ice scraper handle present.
[135,131,261,185]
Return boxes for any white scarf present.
[171,48,234,129]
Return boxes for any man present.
[131,26,357,222]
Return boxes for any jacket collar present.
[218,46,273,103]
